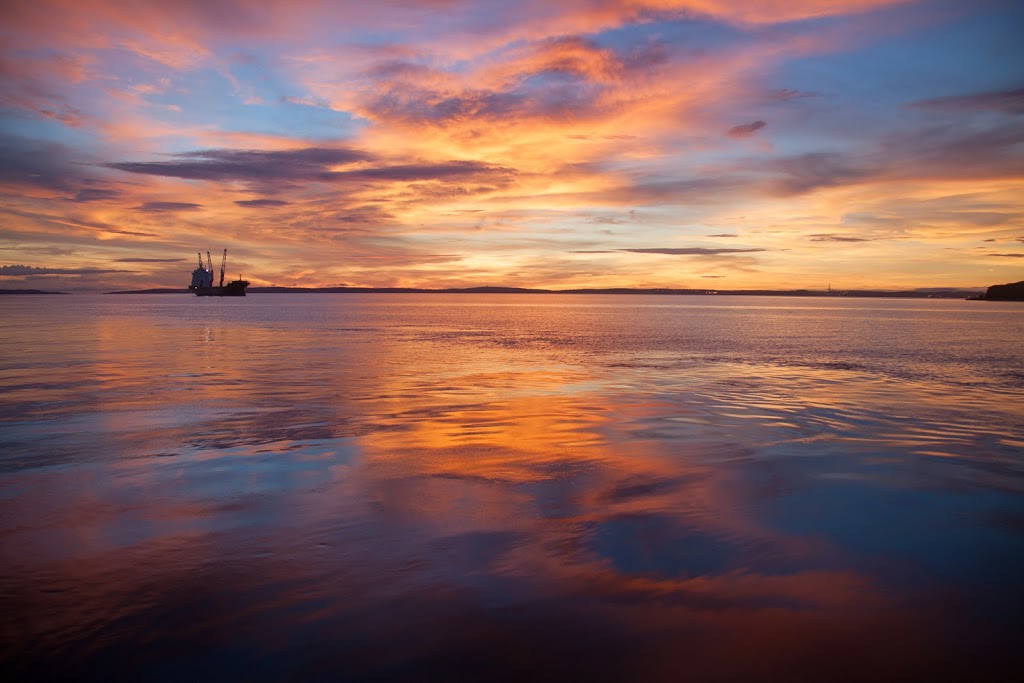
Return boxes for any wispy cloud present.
[765,88,821,102]
[727,120,767,138]
[108,148,371,182]
[107,148,517,190]
[809,234,872,242]
[134,202,203,212]
[114,257,184,263]
[0,264,130,275]
[72,188,121,202]
[621,248,766,255]
[235,199,291,208]
[910,88,1024,115]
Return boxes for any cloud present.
[724,117,1024,201]
[568,134,638,141]
[762,152,875,195]
[727,120,767,138]
[0,52,90,128]
[114,258,185,263]
[897,122,1024,180]
[134,202,203,212]
[107,148,372,182]
[341,160,517,183]
[707,233,738,237]
[989,253,1024,258]
[0,264,130,276]
[810,234,872,242]
[910,88,1024,115]
[602,177,749,205]
[235,199,291,208]
[620,248,766,255]
[0,134,80,192]
[353,36,636,130]
[765,88,821,102]
[72,188,121,202]
[106,148,516,190]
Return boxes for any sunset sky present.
[1,0,1021,292]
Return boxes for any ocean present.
[2,293,1023,680]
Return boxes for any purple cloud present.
[727,121,766,138]
[0,264,130,275]
[764,152,875,195]
[766,89,821,102]
[235,199,291,208]
[910,88,1024,115]
[134,202,202,212]
[108,148,371,182]
[107,148,515,188]
[72,188,120,202]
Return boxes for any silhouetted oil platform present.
[189,249,249,296]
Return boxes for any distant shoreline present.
[100,286,988,299]
[0,289,69,295]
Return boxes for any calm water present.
[2,294,1023,680]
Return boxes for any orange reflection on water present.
[5,296,1023,680]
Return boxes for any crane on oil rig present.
[188,247,249,296]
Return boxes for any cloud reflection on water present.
[2,295,1023,679]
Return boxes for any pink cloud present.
[727,120,767,138]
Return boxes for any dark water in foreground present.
[2,294,1023,681]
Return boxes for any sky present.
[0,0,1022,292]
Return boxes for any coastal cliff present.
[983,281,1024,301]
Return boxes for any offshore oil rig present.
[189,249,249,296]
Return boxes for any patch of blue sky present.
[736,11,1017,159]
[220,52,327,108]
[92,46,175,86]
[593,14,749,58]
[144,67,361,145]
[0,114,97,153]
[771,3,1024,112]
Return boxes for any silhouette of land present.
[107,285,987,298]
[0,289,68,295]
[981,280,1024,301]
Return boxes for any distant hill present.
[108,288,190,294]
[982,280,1024,301]
[0,289,67,295]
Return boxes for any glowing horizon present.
[1,0,1021,292]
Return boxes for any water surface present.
[2,294,1023,680]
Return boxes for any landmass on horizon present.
[93,284,1015,299]
[0,289,70,295]
[11,281,1022,300]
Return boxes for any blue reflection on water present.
[1,294,1022,680]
